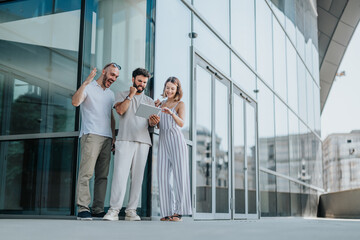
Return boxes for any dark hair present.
[132,68,150,79]
[103,62,121,70]
[161,77,183,101]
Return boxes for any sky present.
[321,24,360,140]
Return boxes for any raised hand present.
[129,86,137,97]
[84,68,97,85]
[149,114,160,126]
[154,99,161,107]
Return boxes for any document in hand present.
[135,103,161,119]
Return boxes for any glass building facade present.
[0,0,323,219]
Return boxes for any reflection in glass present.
[276,177,290,216]
[273,20,287,101]
[215,80,229,213]
[297,56,307,123]
[231,53,256,100]
[0,0,80,135]
[290,182,301,216]
[193,0,229,41]
[246,104,257,214]
[230,0,255,67]
[234,94,245,214]
[0,138,77,214]
[194,17,230,76]
[260,172,276,216]
[195,65,212,213]
[153,0,191,139]
[256,0,273,87]
[287,39,298,113]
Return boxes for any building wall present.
[0,0,323,218]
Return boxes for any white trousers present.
[109,141,150,210]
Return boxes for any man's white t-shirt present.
[114,91,154,146]
[79,80,115,138]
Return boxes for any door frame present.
[191,48,260,220]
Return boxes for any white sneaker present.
[103,208,119,221]
[125,209,141,221]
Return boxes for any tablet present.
[135,103,161,119]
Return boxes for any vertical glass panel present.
[257,81,275,171]
[234,93,245,214]
[297,56,307,123]
[285,0,296,44]
[287,39,298,114]
[231,53,256,99]
[313,83,321,135]
[301,186,310,215]
[288,111,300,180]
[306,71,314,130]
[290,182,301,216]
[0,138,77,214]
[260,172,277,216]
[276,177,290,216]
[246,103,257,214]
[195,65,212,213]
[230,0,255,67]
[256,0,273,87]
[299,122,310,185]
[154,0,191,139]
[312,44,320,85]
[275,97,289,176]
[273,19,287,101]
[0,0,80,135]
[295,0,305,60]
[194,17,230,76]
[271,1,285,26]
[193,0,229,41]
[215,80,229,213]
[83,0,147,93]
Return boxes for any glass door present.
[193,54,231,219]
[233,86,258,219]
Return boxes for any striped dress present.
[157,102,192,217]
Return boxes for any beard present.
[133,82,144,93]
[102,75,108,87]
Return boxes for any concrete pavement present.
[0,217,359,240]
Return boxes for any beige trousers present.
[76,134,112,213]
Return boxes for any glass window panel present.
[287,39,298,114]
[193,0,229,42]
[276,177,290,216]
[230,0,255,67]
[284,0,296,44]
[295,0,305,60]
[0,138,77,214]
[194,17,230,77]
[83,0,147,94]
[234,93,245,214]
[312,44,320,85]
[0,1,80,135]
[273,19,287,101]
[288,111,300,180]
[195,65,212,213]
[246,104,257,214]
[297,56,307,123]
[290,182,301,216]
[215,80,229,213]
[275,97,289,176]
[257,81,275,170]
[231,53,256,99]
[306,71,315,130]
[256,0,273,87]
[260,172,277,216]
[154,0,191,139]
[271,0,285,26]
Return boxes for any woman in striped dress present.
[156,77,192,221]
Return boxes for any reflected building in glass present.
[0,0,325,219]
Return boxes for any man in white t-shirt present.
[72,63,120,220]
[103,68,160,221]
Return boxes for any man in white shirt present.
[103,68,160,221]
[72,63,120,220]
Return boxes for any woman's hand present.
[162,107,173,116]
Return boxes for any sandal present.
[169,214,182,222]
[160,216,171,221]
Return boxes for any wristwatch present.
[125,95,132,101]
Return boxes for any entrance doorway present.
[192,53,259,220]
